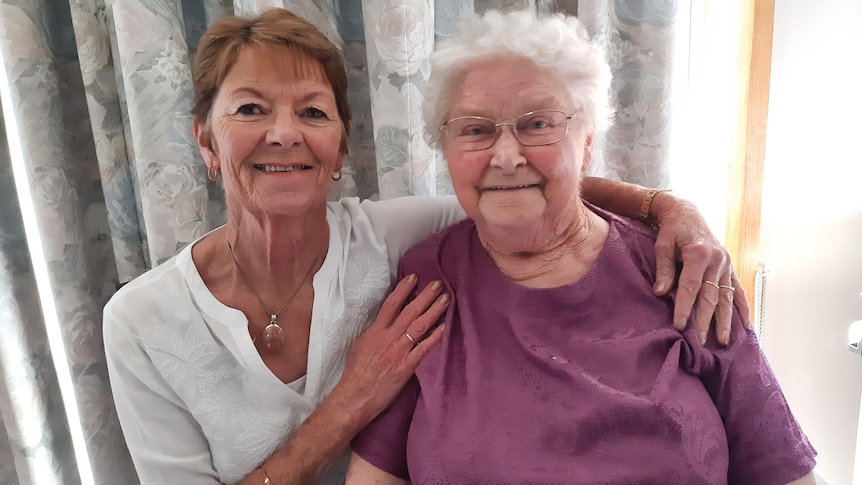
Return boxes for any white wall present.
[760,0,862,483]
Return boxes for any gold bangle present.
[637,188,671,223]
[261,466,272,485]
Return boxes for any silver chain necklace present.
[227,240,324,353]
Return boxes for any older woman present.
[348,10,816,485]
[104,8,743,485]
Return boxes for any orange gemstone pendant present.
[261,318,285,353]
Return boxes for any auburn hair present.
[191,8,351,153]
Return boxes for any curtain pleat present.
[71,0,148,283]
[113,0,218,266]
[0,98,78,485]
[362,0,437,198]
[580,0,677,187]
[0,0,678,482]
[0,0,137,482]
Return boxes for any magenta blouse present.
[352,206,816,485]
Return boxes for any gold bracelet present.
[261,465,272,485]
[637,188,671,223]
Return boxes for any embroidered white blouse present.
[104,196,464,485]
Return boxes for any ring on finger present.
[719,285,735,291]
[404,332,417,346]
[702,280,720,290]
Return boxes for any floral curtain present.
[580,0,678,187]
[0,0,678,482]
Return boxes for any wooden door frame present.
[725,0,775,319]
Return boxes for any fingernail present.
[430,280,441,290]
[720,330,730,345]
[654,282,667,294]
[405,273,417,283]
[437,293,450,305]
[675,318,687,330]
[699,331,707,345]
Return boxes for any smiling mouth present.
[254,164,312,173]
[486,184,538,190]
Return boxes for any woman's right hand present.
[236,276,448,485]
[335,274,449,420]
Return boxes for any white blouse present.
[104,196,464,484]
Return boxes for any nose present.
[265,111,302,147]
[489,125,527,171]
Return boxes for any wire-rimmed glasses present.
[439,109,577,151]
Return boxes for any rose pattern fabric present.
[0,0,675,483]
[374,2,434,77]
[579,0,676,187]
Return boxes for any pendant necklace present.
[227,240,324,353]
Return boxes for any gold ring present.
[703,281,720,290]
[719,285,735,291]
[405,332,417,346]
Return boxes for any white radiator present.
[753,264,769,346]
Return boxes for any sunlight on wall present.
[669,0,748,243]
[759,1,862,482]
[760,8,862,227]
[0,45,95,485]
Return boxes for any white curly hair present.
[423,9,613,148]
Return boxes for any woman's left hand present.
[651,193,751,346]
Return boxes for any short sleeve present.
[351,376,421,479]
[692,312,817,484]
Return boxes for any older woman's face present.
[195,44,344,218]
[443,58,591,234]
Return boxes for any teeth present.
[491,184,533,190]
[257,165,305,173]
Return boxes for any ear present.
[336,127,349,172]
[582,135,593,173]
[335,139,347,172]
[335,144,347,174]
[193,120,219,170]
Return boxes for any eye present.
[526,119,550,129]
[236,104,263,116]
[520,116,554,131]
[518,111,565,133]
[455,122,495,137]
[301,107,329,120]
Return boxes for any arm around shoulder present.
[582,176,748,345]
[361,195,466,275]
[580,177,647,219]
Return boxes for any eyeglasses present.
[439,109,577,151]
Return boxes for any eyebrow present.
[452,97,563,119]
[451,106,562,120]
[295,89,334,104]
[226,86,265,99]
[224,85,334,104]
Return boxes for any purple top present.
[353,207,816,485]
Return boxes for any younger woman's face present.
[195,44,345,219]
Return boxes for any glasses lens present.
[445,117,497,150]
[515,110,567,146]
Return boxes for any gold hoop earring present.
[207,167,219,181]
[331,170,342,181]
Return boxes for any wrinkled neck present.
[480,203,609,288]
